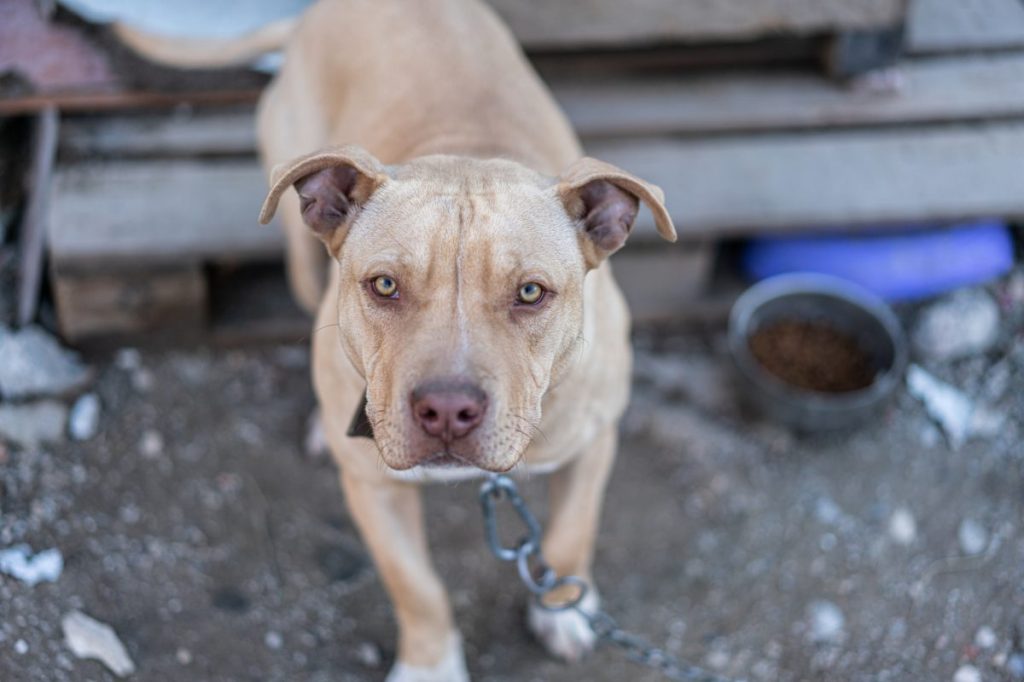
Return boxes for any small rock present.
[0,401,67,449]
[304,409,329,459]
[814,497,842,525]
[888,508,917,545]
[974,626,997,649]
[176,647,193,665]
[131,368,154,393]
[355,641,382,668]
[958,519,988,556]
[1006,653,1024,679]
[907,365,973,449]
[953,664,982,682]
[114,348,141,372]
[68,393,101,441]
[139,430,164,459]
[913,289,1000,362]
[264,631,283,650]
[14,639,28,655]
[62,610,136,678]
[0,544,63,585]
[807,600,845,644]
[0,325,91,399]
[705,648,730,670]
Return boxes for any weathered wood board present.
[48,160,280,267]
[487,0,907,49]
[557,53,1024,137]
[60,52,1024,154]
[590,122,1024,238]
[908,0,1024,54]
[50,121,1024,263]
[53,266,206,340]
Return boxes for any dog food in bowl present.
[728,273,908,431]
[747,319,875,393]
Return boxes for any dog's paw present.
[527,587,600,663]
[385,632,469,682]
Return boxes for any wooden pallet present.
[43,0,1024,340]
[488,0,907,49]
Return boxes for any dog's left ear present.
[557,157,676,268]
[258,144,388,253]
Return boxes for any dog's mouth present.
[421,450,475,468]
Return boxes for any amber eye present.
[517,282,545,305]
[372,275,399,298]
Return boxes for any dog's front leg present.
[529,424,617,662]
[341,473,469,682]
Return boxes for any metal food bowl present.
[728,273,908,431]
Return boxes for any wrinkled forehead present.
[344,164,582,272]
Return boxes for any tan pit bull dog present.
[116,1,676,679]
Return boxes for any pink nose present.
[411,381,487,442]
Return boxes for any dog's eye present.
[517,282,545,305]
[371,275,399,298]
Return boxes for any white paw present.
[385,632,469,682]
[527,587,600,662]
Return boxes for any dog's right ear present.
[258,145,388,253]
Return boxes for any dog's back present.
[276,0,580,171]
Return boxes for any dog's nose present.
[411,381,487,441]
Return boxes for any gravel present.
[1,331,1021,682]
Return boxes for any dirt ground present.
[1,314,1023,681]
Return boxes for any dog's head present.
[260,146,675,472]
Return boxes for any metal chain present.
[480,474,742,682]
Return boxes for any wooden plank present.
[61,107,257,158]
[49,123,1024,261]
[487,0,906,49]
[61,52,1024,157]
[48,159,281,267]
[0,88,260,116]
[587,122,1024,239]
[52,265,206,341]
[908,0,1024,54]
[555,53,1024,137]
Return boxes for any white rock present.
[139,430,164,459]
[888,508,917,545]
[958,519,988,556]
[304,409,329,459]
[264,631,283,650]
[68,393,101,441]
[62,610,136,678]
[807,600,845,643]
[356,641,382,668]
[176,647,193,665]
[14,639,28,655]
[907,365,973,449]
[0,544,63,586]
[0,325,91,399]
[913,289,1000,361]
[114,348,141,371]
[0,401,68,449]
[974,626,997,649]
[953,664,982,682]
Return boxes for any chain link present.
[479,474,742,682]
